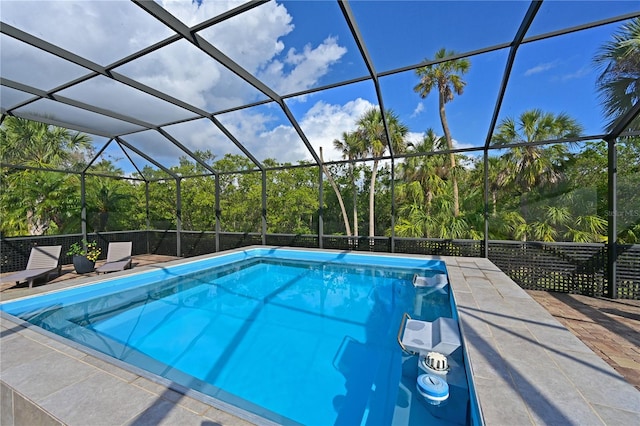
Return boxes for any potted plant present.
[67,240,101,274]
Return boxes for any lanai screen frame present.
[1,1,639,298]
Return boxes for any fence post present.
[606,137,617,298]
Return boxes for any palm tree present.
[396,130,443,238]
[593,18,640,132]
[0,117,92,169]
[319,146,351,236]
[414,48,471,217]
[400,129,448,217]
[1,117,92,235]
[492,109,583,193]
[333,131,363,236]
[485,156,512,217]
[491,109,583,241]
[85,161,133,232]
[355,107,408,238]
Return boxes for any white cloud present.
[411,102,425,118]
[206,98,376,165]
[405,131,474,152]
[1,0,174,65]
[260,37,347,94]
[2,0,353,168]
[240,106,480,166]
[159,0,245,27]
[130,1,350,157]
[297,98,376,163]
[161,118,247,161]
[524,61,557,76]
[117,39,231,110]
[452,138,476,151]
[196,1,294,73]
[405,131,424,147]
[161,1,348,101]
[560,66,591,82]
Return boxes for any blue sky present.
[263,0,638,155]
[1,0,639,172]
[282,0,637,147]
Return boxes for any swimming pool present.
[1,247,480,425]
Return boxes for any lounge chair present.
[1,245,62,288]
[96,241,132,274]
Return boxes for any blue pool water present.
[1,248,479,425]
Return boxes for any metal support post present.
[483,150,489,258]
[318,166,324,249]
[215,174,221,252]
[261,170,267,245]
[81,173,87,241]
[607,137,617,298]
[176,177,182,257]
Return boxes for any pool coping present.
[2,246,639,425]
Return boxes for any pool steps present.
[400,316,462,356]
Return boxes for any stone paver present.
[1,250,639,425]
[528,290,640,392]
[444,255,640,425]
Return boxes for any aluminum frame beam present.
[132,0,323,166]
[0,21,264,175]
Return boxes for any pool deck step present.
[1,250,639,425]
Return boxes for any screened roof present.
[1,0,639,179]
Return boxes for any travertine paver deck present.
[1,249,639,425]
[443,256,640,425]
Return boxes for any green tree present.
[214,154,262,232]
[414,48,471,217]
[333,131,363,236]
[319,146,351,236]
[0,117,92,169]
[565,138,640,243]
[616,137,640,242]
[266,164,318,234]
[84,161,138,232]
[593,18,640,132]
[321,162,354,235]
[395,129,448,237]
[492,109,583,194]
[490,110,584,241]
[136,166,177,230]
[0,117,92,235]
[355,107,408,237]
[486,156,512,217]
[402,129,448,216]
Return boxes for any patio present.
[1,1,639,424]
[527,290,640,392]
[1,250,639,425]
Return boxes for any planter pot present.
[73,255,95,274]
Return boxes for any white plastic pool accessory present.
[416,374,449,406]
[412,273,448,288]
[421,351,449,375]
[399,315,461,356]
